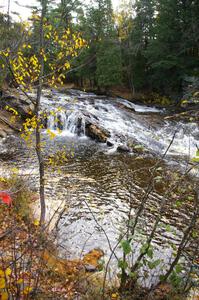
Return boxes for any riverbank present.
[0,86,35,139]
[0,175,114,299]
[71,83,199,113]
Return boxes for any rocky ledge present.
[0,88,34,119]
[0,88,35,139]
[85,123,110,143]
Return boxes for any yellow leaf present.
[5,268,11,277]
[0,270,4,277]
[23,286,33,295]
[0,177,6,182]
[0,278,5,289]
[33,219,40,226]
[1,292,9,300]
[111,293,119,299]
[11,167,19,174]
[17,278,23,284]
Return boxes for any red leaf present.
[0,192,13,206]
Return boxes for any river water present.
[1,89,198,284]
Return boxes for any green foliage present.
[145,0,199,94]
[146,247,153,259]
[71,0,122,89]
[71,0,199,95]
[147,259,161,270]
[118,259,128,270]
[96,40,122,88]
[1,0,198,96]
[121,240,131,255]
[0,13,24,87]
[169,270,183,288]
[191,149,199,163]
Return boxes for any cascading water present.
[43,89,199,160]
[47,109,86,136]
[1,88,198,286]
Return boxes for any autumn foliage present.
[0,192,12,206]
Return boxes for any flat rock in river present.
[85,124,110,143]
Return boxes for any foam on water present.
[42,90,199,159]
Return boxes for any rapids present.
[0,89,198,284]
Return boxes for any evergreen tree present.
[114,0,134,91]
[146,0,199,95]
[96,39,122,88]
[73,0,122,89]
[129,0,155,91]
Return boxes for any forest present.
[1,0,199,98]
[0,0,199,299]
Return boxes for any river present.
[0,88,198,285]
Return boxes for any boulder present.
[84,264,98,272]
[86,124,110,143]
[117,144,131,153]
[107,140,114,147]
[76,117,84,136]
[117,103,135,113]
[0,90,34,119]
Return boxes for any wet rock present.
[132,144,145,154]
[0,135,17,160]
[0,130,7,138]
[94,105,108,112]
[83,248,104,270]
[117,144,131,153]
[76,117,84,136]
[42,113,48,129]
[84,264,98,272]
[115,133,126,143]
[1,91,34,119]
[83,111,99,122]
[86,124,110,143]
[117,103,135,113]
[57,114,64,131]
[107,140,114,147]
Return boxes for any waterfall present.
[46,110,86,136]
[42,90,198,160]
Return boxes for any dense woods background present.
[1,0,199,99]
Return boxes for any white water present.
[1,88,198,286]
[43,89,199,160]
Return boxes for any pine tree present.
[129,0,155,90]
[146,0,199,95]
[115,0,134,92]
[96,39,122,89]
[73,0,122,89]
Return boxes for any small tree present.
[0,1,86,224]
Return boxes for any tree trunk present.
[35,0,47,225]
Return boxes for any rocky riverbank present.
[0,87,35,138]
